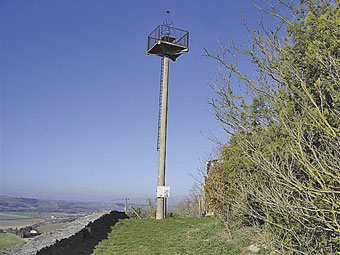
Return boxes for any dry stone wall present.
[1,210,127,255]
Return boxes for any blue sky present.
[1,0,261,202]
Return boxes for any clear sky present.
[1,0,260,202]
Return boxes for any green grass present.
[0,233,22,250]
[92,217,252,255]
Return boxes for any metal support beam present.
[156,56,169,220]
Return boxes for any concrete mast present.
[147,16,189,220]
[156,56,169,220]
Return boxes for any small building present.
[201,159,223,216]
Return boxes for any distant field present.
[37,222,69,233]
[0,218,45,229]
[0,233,22,250]
[2,212,53,219]
[0,213,44,229]
[0,211,82,230]
[0,213,29,220]
[1,196,124,214]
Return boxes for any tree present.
[173,185,201,218]
[204,0,340,254]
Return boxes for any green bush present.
[205,0,340,253]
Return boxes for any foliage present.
[147,198,156,219]
[125,199,157,219]
[172,185,202,218]
[204,0,340,254]
[126,205,149,219]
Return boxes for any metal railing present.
[147,25,189,52]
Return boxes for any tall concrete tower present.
[147,12,189,219]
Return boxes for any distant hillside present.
[0,196,124,214]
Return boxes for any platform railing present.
[147,25,189,52]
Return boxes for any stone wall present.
[1,210,127,255]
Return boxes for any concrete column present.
[156,56,169,220]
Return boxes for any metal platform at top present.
[147,25,189,61]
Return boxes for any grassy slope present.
[0,233,22,250]
[92,217,253,255]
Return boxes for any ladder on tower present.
[157,57,164,151]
